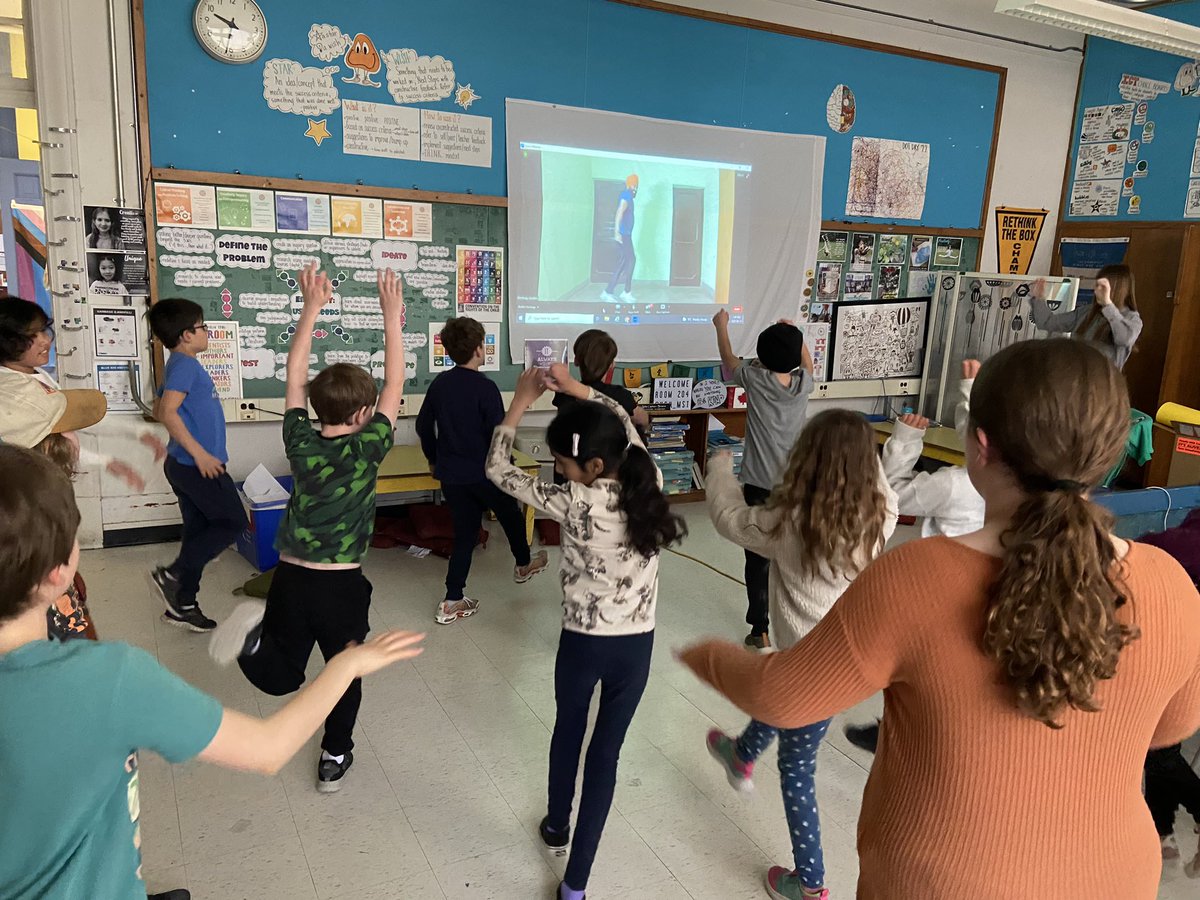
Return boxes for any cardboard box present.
[1164,421,1200,487]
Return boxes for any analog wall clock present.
[193,0,268,65]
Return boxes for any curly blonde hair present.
[765,409,889,580]
[970,338,1136,728]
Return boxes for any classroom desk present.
[872,422,965,466]
[376,445,542,543]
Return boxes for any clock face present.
[193,0,268,64]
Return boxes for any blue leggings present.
[737,717,832,889]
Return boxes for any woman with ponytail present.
[680,338,1200,899]
[1031,264,1141,369]
[487,363,685,900]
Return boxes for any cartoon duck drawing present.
[343,33,381,86]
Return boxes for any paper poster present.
[84,206,146,252]
[1119,74,1169,103]
[1075,142,1128,180]
[1142,121,1156,144]
[878,265,902,300]
[844,272,874,300]
[429,321,499,371]
[88,254,146,299]
[831,300,928,381]
[1186,180,1200,218]
[342,98,421,161]
[216,187,276,232]
[816,230,847,262]
[197,321,242,399]
[331,196,383,238]
[1069,179,1121,217]
[262,58,341,116]
[524,338,569,369]
[994,207,1047,276]
[910,235,932,269]
[933,236,963,266]
[906,270,937,298]
[1122,176,1136,197]
[456,245,503,321]
[1128,195,1141,215]
[1192,139,1200,178]
[806,322,830,382]
[383,200,433,241]
[1079,103,1134,143]
[275,192,331,235]
[383,48,455,104]
[91,307,140,360]
[1059,236,1130,281]
[803,301,832,324]
[1126,140,1140,164]
[877,234,907,265]
[815,262,842,301]
[1134,103,1149,126]
[825,84,855,134]
[154,182,217,229]
[1177,60,1200,97]
[420,109,492,168]
[845,137,929,220]
[849,232,876,271]
[95,363,141,413]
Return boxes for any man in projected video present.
[601,174,639,303]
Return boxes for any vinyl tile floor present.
[80,507,1199,899]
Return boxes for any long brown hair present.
[766,409,888,580]
[970,338,1136,728]
[1075,264,1136,347]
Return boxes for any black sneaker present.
[539,815,570,858]
[844,721,880,754]
[162,606,217,633]
[151,566,216,632]
[148,566,181,607]
[148,891,190,900]
[317,751,354,793]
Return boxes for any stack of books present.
[652,449,695,495]
[646,419,690,451]
[707,431,746,478]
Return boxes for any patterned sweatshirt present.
[486,390,662,636]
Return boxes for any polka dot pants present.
[736,717,832,889]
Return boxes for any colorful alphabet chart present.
[456,244,503,321]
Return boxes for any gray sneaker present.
[317,751,354,793]
[208,601,266,665]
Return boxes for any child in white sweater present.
[704,410,897,900]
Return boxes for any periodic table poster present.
[456,245,503,321]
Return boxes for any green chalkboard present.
[151,179,523,399]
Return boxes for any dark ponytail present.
[546,400,686,558]
[970,339,1136,728]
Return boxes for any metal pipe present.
[126,360,154,416]
[105,0,124,206]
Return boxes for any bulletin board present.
[136,0,1004,231]
[148,172,522,398]
[1064,2,1200,222]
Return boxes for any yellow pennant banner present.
[994,207,1048,275]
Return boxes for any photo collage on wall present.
[83,206,150,365]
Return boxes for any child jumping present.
[0,444,424,899]
[487,363,686,900]
[148,298,245,632]
[713,309,814,649]
[704,410,897,900]
[208,263,404,792]
[417,316,547,625]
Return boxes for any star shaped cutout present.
[454,83,481,110]
[305,118,332,147]
[1091,201,1103,213]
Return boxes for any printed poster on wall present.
[91,307,140,360]
[1185,180,1200,219]
[154,183,217,229]
[216,187,276,232]
[1069,180,1121,217]
[275,192,331,235]
[845,137,930,220]
[94,363,141,413]
[383,200,433,241]
[1074,142,1128,181]
[342,98,421,162]
[84,206,146,252]
[331,195,383,238]
[197,321,242,400]
[994,207,1047,275]
[1079,103,1134,143]
[456,245,503,321]
[420,109,492,168]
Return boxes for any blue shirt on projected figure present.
[603,174,639,303]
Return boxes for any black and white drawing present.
[829,299,929,381]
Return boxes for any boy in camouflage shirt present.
[208,262,405,792]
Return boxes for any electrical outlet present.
[238,401,258,422]
[396,397,406,417]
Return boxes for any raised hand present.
[897,413,930,430]
[1093,277,1112,307]
[962,359,981,380]
[106,459,146,492]
[513,366,548,407]
[298,261,333,313]
[712,308,729,329]
[377,268,405,326]
[139,432,168,462]
[340,630,426,678]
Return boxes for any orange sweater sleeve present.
[680,545,915,729]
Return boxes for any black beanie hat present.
[756,322,804,373]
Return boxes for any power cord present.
[664,547,746,586]
[1144,486,1174,533]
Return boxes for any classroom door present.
[590,179,625,285]
[670,186,703,287]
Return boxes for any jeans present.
[163,456,247,607]
[605,236,636,294]
[742,484,772,635]
[238,562,372,756]
[737,717,833,889]
[441,480,531,602]
[1145,744,1200,837]
[548,628,653,890]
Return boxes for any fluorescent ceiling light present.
[996,0,1200,57]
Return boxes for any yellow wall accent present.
[715,168,734,304]
[16,106,38,160]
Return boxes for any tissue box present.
[235,475,293,571]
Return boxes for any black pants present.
[743,483,772,635]
[548,628,653,890]
[605,236,636,294]
[1145,744,1200,836]
[442,480,530,601]
[164,456,247,607]
[238,562,372,756]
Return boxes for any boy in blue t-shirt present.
[0,445,424,900]
[147,298,244,632]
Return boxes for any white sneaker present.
[435,597,479,625]
[208,600,266,665]
[599,290,616,302]
[619,291,636,302]
[515,550,549,584]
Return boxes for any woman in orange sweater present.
[681,338,1200,899]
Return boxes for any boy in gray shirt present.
[712,310,814,648]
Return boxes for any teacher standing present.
[1031,264,1141,369]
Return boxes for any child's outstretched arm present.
[487,368,574,520]
[545,362,645,451]
[376,269,406,424]
[286,261,329,411]
[155,391,224,478]
[954,359,979,436]
[881,414,957,519]
[712,309,741,379]
[706,450,780,558]
[200,630,424,774]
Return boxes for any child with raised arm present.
[148,299,244,632]
[487,363,686,900]
[0,445,424,900]
[207,263,404,792]
[712,309,814,649]
[704,410,896,900]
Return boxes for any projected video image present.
[531,146,742,306]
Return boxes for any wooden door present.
[670,186,704,286]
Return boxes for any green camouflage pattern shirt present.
[275,409,395,564]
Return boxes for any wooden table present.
[872,421,965,466]
[376,445,543,543]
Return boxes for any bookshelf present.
[646,408,748,504]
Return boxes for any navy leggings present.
[547,628,653,890]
